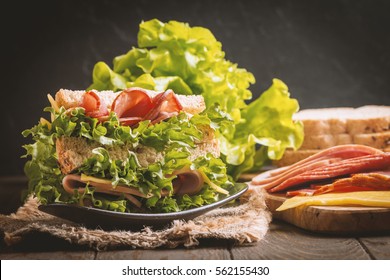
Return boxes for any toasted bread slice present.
[56,135,220,174]
[55,88,206,115]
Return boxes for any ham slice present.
[81,87,184,126]
[143,89,183,124]
[63,168,205,203]
[81,91,109,118]
[62,174,148,198]
[62,174,147,208]
[162,167,205,196]
[111,88,154,126]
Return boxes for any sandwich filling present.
[23,88,234,213]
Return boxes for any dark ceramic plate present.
[38,183,248,230]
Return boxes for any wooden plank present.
[358,236,390,260]
[97,240,231,260]
[0,251,95,260]
[266,193,390,234]
[97,248,230,260]
[230,221,371,259]
[0,231,96,260]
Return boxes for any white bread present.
[300,132,390,150]
[275,105,390,167]
[300,134,353,149]
[294,108,350,135]
[294,105,390,135]
[347,105,390,134]
[353,131,390,149]
[55,88,206,115]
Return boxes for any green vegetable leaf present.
[224,79,304,179]
[88,61,127,91]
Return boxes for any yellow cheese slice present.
[276,191,390,211]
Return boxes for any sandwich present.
[22,87,234,213]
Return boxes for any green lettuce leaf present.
[222,79,304,179]
[87,19,303,178]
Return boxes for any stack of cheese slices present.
[275,105,390,167]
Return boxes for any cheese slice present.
[276,191,390,211]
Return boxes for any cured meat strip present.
[286,189,317,196]
[251,158,339,190]
[268,144,382,175]
[269,153,390,193]
[323,172,390,189]
[251,145,383,190]
[308,172,390,195]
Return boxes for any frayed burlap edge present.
[0,188,271,250]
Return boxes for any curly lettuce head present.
[89,19,303,179]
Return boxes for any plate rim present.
[38,183,249,223]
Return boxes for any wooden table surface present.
[1,177,389,260]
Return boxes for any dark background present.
[2,0,390,176]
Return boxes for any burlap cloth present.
[0,188,271,250]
